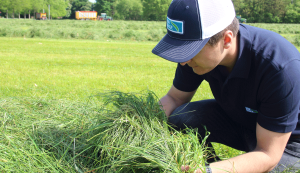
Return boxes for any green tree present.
[115,0,142,20]
[31,0,44,19]
[0,0,10,18]
[69,0,92,18]
[65,0,72,18]
[81,1,93,11]
[10,0,23,19]
[232,0,243,15]
[239,0,291,23]
[94,0,116,16]
[284,0,300,23]
[143,0,171,21]
[46,0,69,19]
[22,0,32,19]
[263,0,290,23]
[241,0,264,22]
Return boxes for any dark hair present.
[207,17,239,46]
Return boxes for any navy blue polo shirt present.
[173,24,300,135]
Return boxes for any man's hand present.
[181,165,204,173]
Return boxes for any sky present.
[89,0,96,3]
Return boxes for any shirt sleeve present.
[173,63,204,92]
[257,61,300,133]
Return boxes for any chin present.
[192,68,210,75]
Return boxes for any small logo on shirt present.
[245,107,258,113]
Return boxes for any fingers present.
[181,165,191,171]
[194,168,202,173]
[181,165,202,173]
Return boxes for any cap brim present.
[152,34,210,63]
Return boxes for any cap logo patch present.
[167,17,183,34]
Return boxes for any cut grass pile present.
[0,91,212,172]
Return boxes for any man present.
[152,0,300,172]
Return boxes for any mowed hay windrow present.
[0,19,167,42]
[0,91,211,172]
[78,91,210,172]
[1,19,300,45]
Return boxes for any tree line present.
[94,0,172,21]
[0,0,95,19]
[0,0,299,23]
[0,0,70,19]
[233,0,300,23]
[97,0,300,23]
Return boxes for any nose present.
[180,59,191,66]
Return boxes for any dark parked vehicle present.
[97,13,113,21]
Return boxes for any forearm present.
[210,150,279,173]
[159,95,182,117]
[159,86,197,117]
[208,125,291,173]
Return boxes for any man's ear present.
[223,30,234,49]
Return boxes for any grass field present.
[0,37,219,172]
[1,20,300,172]
[0,37,214,100]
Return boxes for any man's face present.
[180,43,225,75]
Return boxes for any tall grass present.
[250,23,300,34]
[0,91,212,172]
[0,19,166,42]
[1,19,300,45]
[250,23,300,46]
